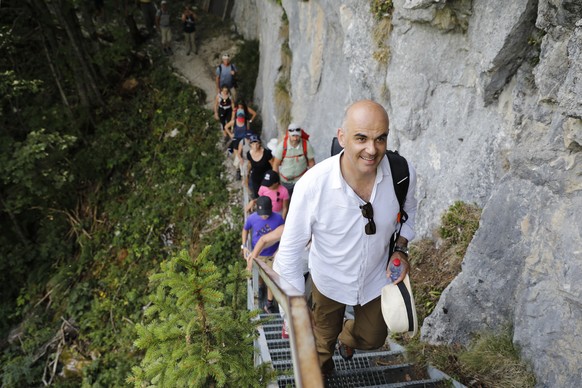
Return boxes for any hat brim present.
[381,275,418,336]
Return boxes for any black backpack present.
[330,137,409,255]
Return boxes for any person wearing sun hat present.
[272,122,316,198]
[241,196,285,313]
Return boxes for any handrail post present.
[253,259,323,388]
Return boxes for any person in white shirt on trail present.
[273,100,418,375]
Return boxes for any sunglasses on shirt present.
[360,202,376,235]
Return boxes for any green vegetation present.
[0,3,258,386]
[403,202,534,386]
[371,0,394,20]
[406,329,536,387]
[438,201,481,258]
[407,201,481,323]
[372,17,393,65]
[130,248,274,387]
[233,39,260,106]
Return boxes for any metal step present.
[277,364,448,387]
[258,313,451,388]
[272,350,403,372]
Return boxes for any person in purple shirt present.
[242,196,285,313]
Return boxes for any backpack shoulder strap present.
[282,135,289,160]
[386,150,410,257]
[302,138,308,162]
[386,150,409,224]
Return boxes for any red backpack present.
[281,129,310,161]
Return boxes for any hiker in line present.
[242,196,285,314]
[138,0,156,35]
[214,85,234,137]
[272,123,315,198]
[181,5,198,55]
[245,135,274,199]
[245,170,289,219]
[235,99,257,128]
[216,53,238,101]
[156,1,172,55]
[273,100,418,376]
[224,105,255,180]
[247,224,285,270]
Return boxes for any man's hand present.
[386,252,409,284]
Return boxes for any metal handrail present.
[252,258,323,388]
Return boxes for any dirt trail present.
[170,34,238,110]
[168,30,246,207]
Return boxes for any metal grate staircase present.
[258,314,453,387]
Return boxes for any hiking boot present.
[337,340,354,361]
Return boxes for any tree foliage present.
[130,248,273,387]
[0,2,252,386]
[0,0,146,335]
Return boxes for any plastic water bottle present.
[389,258,402,283]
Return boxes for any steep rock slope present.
[231,0,582,386]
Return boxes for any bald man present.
[273,100,418,375]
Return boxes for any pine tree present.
[129,246,276,387]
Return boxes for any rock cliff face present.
[231,0,582,386]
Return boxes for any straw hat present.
[381,275,418,336]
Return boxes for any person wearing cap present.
[272,123,316,198]
[242,196,285,314]
[273,100,418,375]
[245,135,273,199]
[216,53,238,101]
[156,1,172,55]
[245,170,289,219]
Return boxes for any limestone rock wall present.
[231,0,582,386]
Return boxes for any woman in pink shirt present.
[245,170,289,219]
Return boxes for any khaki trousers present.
[311,282,387,373]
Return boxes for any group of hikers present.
[211,68,317,317]
[137,0,199,55]
[136,1,420,380]
[235,120,316,316]
[231,100,419,378]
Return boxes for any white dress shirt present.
[273,152,417,306]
